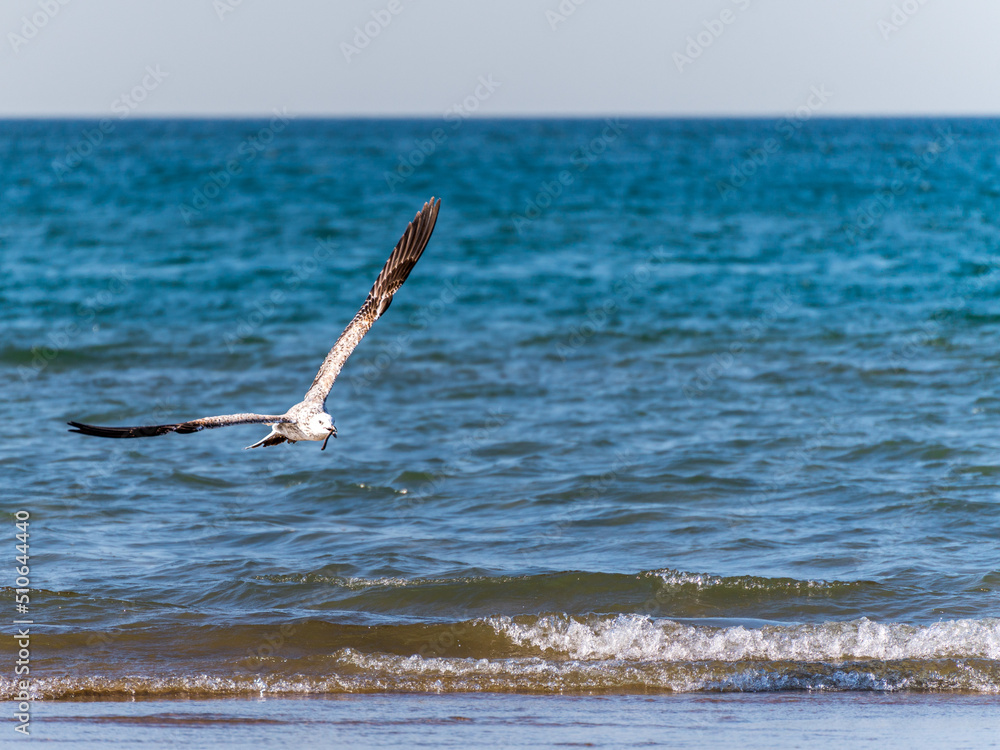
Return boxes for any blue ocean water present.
[1,118,1000,707]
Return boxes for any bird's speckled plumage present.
[68,197,441,450]
[305,196,440,406]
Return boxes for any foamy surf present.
[489,614,1000,662]
[5,615,998,699]
[5,654,998,699]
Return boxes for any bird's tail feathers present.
[244,429,289,450]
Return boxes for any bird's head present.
[311,412,336,450]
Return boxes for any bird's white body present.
[249,403,335,449]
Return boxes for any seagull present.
[68,197,441,451]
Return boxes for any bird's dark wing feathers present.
[67,413,290,439]
[304,197,440,404]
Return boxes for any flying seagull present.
[68,197,441,451]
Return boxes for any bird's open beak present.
[321,429,337,451]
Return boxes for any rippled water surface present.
[2,119,1000,718]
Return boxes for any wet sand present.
[26,693,1000,748]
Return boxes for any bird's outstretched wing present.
[67,413,291,439]
[303,197,441,405]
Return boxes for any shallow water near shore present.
[2,117,1000,742]
[30,694,1000,749]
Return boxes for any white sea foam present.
[6,628,999,700]
[645,568,850,590]
[488,614,1000,662]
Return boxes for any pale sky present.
[2,0,999,117]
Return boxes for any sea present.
[1,118,999,747]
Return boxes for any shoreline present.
[22,693,1000,748]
